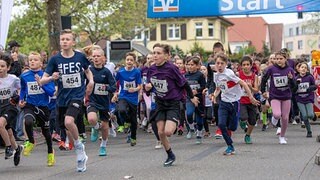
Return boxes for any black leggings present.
[118,99,138,140]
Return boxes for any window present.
[168,24,180,40]
[134,27,149,41]
[220,26,226,43]
[298,40,303,50]
[208,23,214,38]
[195,22,203,38]
[286,42,293,51]
[289,28,293,37]
[296,27,299,36]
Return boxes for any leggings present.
[270,99,291,137]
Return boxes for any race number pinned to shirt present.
[190,84,200,90]
[218,81,228,92]
[273,76,288,88]
[0,88,11,100]
[94,83,109,95]
[151,78,168,93]
[27,82,44,95]
[61,73,81,88]
[297,82,309,93]
[123,81,136,90]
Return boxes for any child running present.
[19,52,55,166]
[238,56,259,144]
[212,53,259,155]
[87,48,116,156]
[0,52,23,166]
[294,62,316,137]
[261,51,295,144]
[145,43,199,166]
[40,29,94,172]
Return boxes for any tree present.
[304,13,320,34]
[262,42,271,57]
[229,46,257,61]
[8,0,150,53]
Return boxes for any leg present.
[280,100,291,137]
[0,118,10,146]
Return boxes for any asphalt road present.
[1,123,320,180]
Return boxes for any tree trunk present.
[46,0,61,54]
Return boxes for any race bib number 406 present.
[27,82,44,95]
[61,73,81,88]
[0,88,11,100]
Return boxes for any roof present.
[268,23,283,53]
[227,17,268,52]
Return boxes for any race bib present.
[0,88,11,100]
[273,76,288,87]
[151,92,156,103]
[61,73,81,88]
[151,78,168,93]
[190,84,200,90]
[297,82,309,93]
[94,83,109,95]
[142,76,147,84]
[27,82,44,95]
[123,81,136,90]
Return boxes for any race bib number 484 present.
[94,83,109,95]
[61,73,81,88]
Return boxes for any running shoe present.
[5,146,14,159]
[90,127,99,142]
[155,141,162,149]
[76,143,88,172]
[244,135,252,144]
[47,151,55,167]
[223,145,235,155]
[99,146,107,156]
[307,131,312,138]
[240,121,247,130]
[261,124,267,131]
[214,128,222,139]
[130,139,137,146]
[58,141,67,151]
[163,153,176,167]
[117,126,124,133]
[23,142,34,156]
[279,136,287,144]
[271,117,279,126]
[109,126,117,137]
[14,145,23,166]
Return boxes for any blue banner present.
[147,0,320,18]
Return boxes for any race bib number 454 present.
[62,73,81,88]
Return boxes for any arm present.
[251,75,260,93]
[41,81,56,97]
[84,68,94,96]
[239,79,260,106]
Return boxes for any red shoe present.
[214,128,222,139]
[58,141,67,151]
[67,143,73,150]
[227,130,232,137]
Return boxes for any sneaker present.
[214,128,222,139]
[14,145,23,166]
[58,141,67,151]
[68,142,74,150]
[109,126,117,137]
[196,136,202,144]
[76,143,88,172]
[77,154,88,172]
[276,127,281,136]
[292,120,297,125]
[279,136,287,144]
[5,146,14,160]
[80,133,87,139]
[23,142,34,156]
[186,131,193,139]
[307,131,312,138]
[223,145,235,155]
[117,126,124,133]
[244,135,252,144]
[177,126,184,136]
[261,124,267,131]
[155,141,162,149]
[99,146,107,156]
[124,122,131,129]
[163,153,176,167]
[272,117,279,126]
[52,133,61,142]
[47,151,55,167]
[90,127,99,142]
[130,139,137,146]
[240,121,247,130]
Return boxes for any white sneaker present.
[186,131,193,139]
[77,154,88,172]
[276,127,281,136]
[75,143,88,172]
[279,136,287,144]
[109,126,117,137]
[272,117,279,126]
[292,120,297,125]
[196,130,203,138]
[142,117,148,127]
[155,141,162,149]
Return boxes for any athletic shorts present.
[240,103,257,126]
[57,100,83,129]
[0,104,18,130]
[23,104,50,128]
[154,99,180,125]
[87,105,110,122]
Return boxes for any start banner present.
[147,0,320,18]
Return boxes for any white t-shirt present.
[214,68,242,103]
[105,62,115,76]
[0,74,20,100]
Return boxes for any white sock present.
[94,122,100,130]
[101,140,107,147]
[189,124,194,131]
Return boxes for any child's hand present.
[288,72,293,79]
